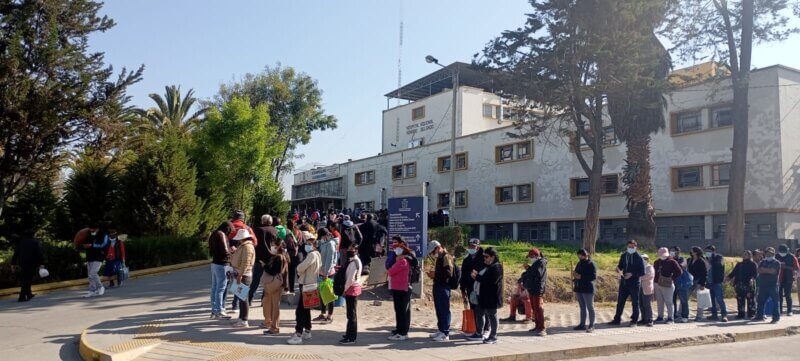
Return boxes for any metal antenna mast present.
[396,0,403,105]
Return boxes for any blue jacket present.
[317,237,338,276]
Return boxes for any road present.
[577,334,800,361]
[0,265,211,361]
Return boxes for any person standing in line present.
[427,240,454,342]
[80,224,108,298]
[688,246,710,322]
[287,232,321,345]
[461,238,489,336]
[11,229,45,302]
[775,244,799,316]
[313,228,338,323]
[572,248,597,332]
[754,247,782,323]
[609,240,645,327]
[704,245,729,322]
[104,227,126,288]
[339,244,363,345]
[653,247,682,324]
[209,222,233,319]
[727,250,758,319]
[358,214,378,275]
[523,248,547,336]
[669,246,687,314]
[639,254,655,327]
[387,242,413,341]
[229,229,256,328]
[339,216,359,266]
[471,247,503,344]
[671,246,692,323]
[285,220,301,293]
[260,237,288,335]
[250,214,278,306]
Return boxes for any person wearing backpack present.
[387,243,413,341]
[727,250,758,319]
[673,248,694,323]
[426,240,453,342]
[339,244,363,345]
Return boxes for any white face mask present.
[669,252,676,257]
[90,231,98,236]
[467,248,477,255]
[270,246,278,254]
[779,252,787,257]
[529,257,537,263]
[660,255,668,260]
[766,256,776,261]
[304,244,313,253]
[394,248,404,256]
[704,252,712,258]
[626,247,636,254]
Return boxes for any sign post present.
[388,196,428,298]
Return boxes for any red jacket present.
[228,219,257,246]
[106,240,126,261]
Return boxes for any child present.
[105,228,126,288]
[639,254,655,326]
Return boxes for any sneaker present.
[339,338,356,345]
[707,315,719,321]
[655,317,664,323]
[770,318,780,324]
[218,312,232,320]
[573,325,586,331]
[752,317,766,322]
[83,291,96,298]
[433,334,449,342]
[429,332,443,338]
[608,320,621,326]
[231,320,249,328]
[586,326,595,333]
[680,318,689,323]
[96,287,105,296]
[666,319,675,325]
[629,321,638,328]
[263,330,280,336]
[323,316,333,324]
[694,316,702,322]
[720,316,728,322]
[287,334,303,345]
[387,334,408,341]
[313,315,328,322]
[210,313,221,319]
[483,337,497,344]
[301,330,312,340]
[646,322,654,327]
[483,330,491,339]
[500,316,517,323]
[466,333,484,341]
[523,318,533,323]
[532,329,547,336]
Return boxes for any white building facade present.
[292,62,800,250]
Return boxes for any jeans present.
[675,287,690,319]
[433,286,451,335]
[779,282,794,314]
[248,261,264,305]
[476,308,498,339]
[210,264,228,314]
[709,283,728,317]
[295,285,312,334]
[757,286,781,321]
[640,292,653,323]
[87,261,103,292]
[613,282,640,323]
[237,276,252,321]
[345,295,358,340]
[655,284,676,321]
[576,292,595,327]
[392,290,411,335]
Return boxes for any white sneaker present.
[218,312,232,320]
[83,291,96,298]
[433,334,449,342]
[96,287,105,296]
[287,334,303,345]
[430,332,443,338]
[483,330,490,339]
[681,318,689,323]
[301,330,312,340]
[231,320,249,328]
[388,334,408,341]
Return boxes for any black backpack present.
[333,259,350,296]
[408,255,421,284]
[448,263,461,290]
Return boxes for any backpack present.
[677,267,694,290]
[333,259,350,296]
[408,255,421,284]
[275,225,287,240]
[448,262,461,290]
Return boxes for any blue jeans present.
[676,287,690,319]
[757,286,781,321]
[709,283,728,317]
[210,264,228,314]
[433,285,451,335]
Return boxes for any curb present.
[462,325,800,361]
[0,259,210,298]
[79,330,111,361]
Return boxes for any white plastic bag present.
[696,288,712,309]
[38,268,49,278]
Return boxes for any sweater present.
[653,258,683,284]
[12,237,44,268]
[573,259,597,294]
[387,257,410,291]
[523,258,548,296]
[459,248,486,292]
[317,237,338,276]
[640,263,655,295]
[707,254,726,284]
[230,240,255,277]
[296,250,321,285]
[252,225,277,263]
[344,256,363,296]
[208,230,230,265]
[688,258,709,287]
[757,258,782,289]
[776,253,799,285]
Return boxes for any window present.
[404,163,416,178]
[558,226,571,240]
[673,226,686,239]
[392,165,403,180]
[571,175,618,197]
[673,111,702,134]
[455,190,467,207]
[603,175,619,194]
[354,201,375,212]
[673,166,703,189]
[711,163,731,186]
[483,103,494,118]
[354,170,375,186]
[572,178,590,197]
[516,141,532,159]
[411,106,425,121]
[711,106,733,128]
[495,186,514,204]
[495,142,533,163]
[437,193,450,208]
[407,139,423,148]
[392,162,416,180]
[603,126,618,146]
[757,224,772,234]
[517,184,533,202]
[496,145,513,163]
[438,153,468,172]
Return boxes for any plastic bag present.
[319,278,337,305]
[696,288,712,310]
[38,268,49,278]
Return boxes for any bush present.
[429,226,469,257]
[0,240,84,289]
[123,235,208,270]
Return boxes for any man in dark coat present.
[460,238,488,335]
[357,214,378,274]
[523,248,548,335]
[12,231,45,302]
[610,240,645,326]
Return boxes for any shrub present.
[429,226,468,257]
[123,235,208,270]
[0,240,84,289]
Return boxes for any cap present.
[468,238,481,246]
[427,240,442,256]
[657,247,669,258]
[232,228,253,241]
[232,210,245,220]
[343,220,354,227]
[302,231,316,241]
[641,254,650,260]
[528,248,541,258]
[343,215,351,221]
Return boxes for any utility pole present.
[448,69,458,227]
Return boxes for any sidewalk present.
[80,295,800,361]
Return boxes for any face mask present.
[394,248,404,256]
[270,246,278,254]
[90,231,97,236]
[347,251,356,258]
[704,252,712,258]
[626,248,636,254]
[304,244,313,253]
[766,256,775,261]
[779,252,787,257]
[467,248,477,255]
[529,257,537,263]
[669,252,676,257]
[660,255,668,260]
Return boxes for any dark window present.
[676,166,703,188]
[572,178,590,197]
[712,163,731,186]
[455,191,467,207]
[517,141,531,159]
[496,145,513,163]
[392,165,403,180]
[496,186,514,203]
[711,107,733,128]
[517,184,533,202]
[676,111,702,133]
[603,175,619,194]
[412,106,425,120]
[437,193,450,208]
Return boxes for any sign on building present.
[388,196,428,257]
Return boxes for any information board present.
[387,196,428,257]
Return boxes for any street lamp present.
[426,55,458,227]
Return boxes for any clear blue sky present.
[91,0,800,174]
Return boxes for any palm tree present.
[135,85,207,138]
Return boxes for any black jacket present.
[476,261,503,309]
[12,237,44,268]
[708,254,725,285]
[433,253,454,287]
[688,257,709,287]
[728,260,757,286]
[616,252,645,286]
[358,220,378,247]
[523,258,548,296]
[460,248,485,292]
[253,226,278,263]
[573,259,597,294]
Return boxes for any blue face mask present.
[626,248,636,254]
[304,244,313,253]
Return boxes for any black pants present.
[248,261,264,305]
[295,285,312,334]
[319,298,334,316]
[613,282,640,323]
[18,266,36,301]
[288,259,298,292]
[735,283,756,318]
[358,247,372,273]
[779,282,794,314]
[236,276,252,321]
[345,295,358,340]
[476,308,498,339]
[392,290,411,335]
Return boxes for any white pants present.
[87,261,103,292]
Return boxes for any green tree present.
[117,132,201,237]
[62,156,119,234]
[0,181,58,240]
[194,97,277,214]
[662,0,799,253]
[212,65,338,182]
[252,182,290,226]
[0,0,142,217]
[131,85,207,147]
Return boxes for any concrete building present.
[291,62,800,250]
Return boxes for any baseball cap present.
[427,240,442,256]
[468,238,481,247]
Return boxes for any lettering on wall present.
[406,119,434,135]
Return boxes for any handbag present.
[319,277,337,305]
[656,264,674,287]
[302,283,321,309]
[696,288,712,309]
[228,280,250,301]
[461,308,477,334]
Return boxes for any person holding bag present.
[229,229,256,328]
[287,232,321,345]
[472,247,503,344]
[104,227,126,288]
[260,238,289,335]
[313,228,338,324]
[653,247,682,324]
[339,244,363,345]
[688,246,710,322]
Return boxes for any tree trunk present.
[583,149,604,255]
[624,135,656,249]
[726,82,749,254]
